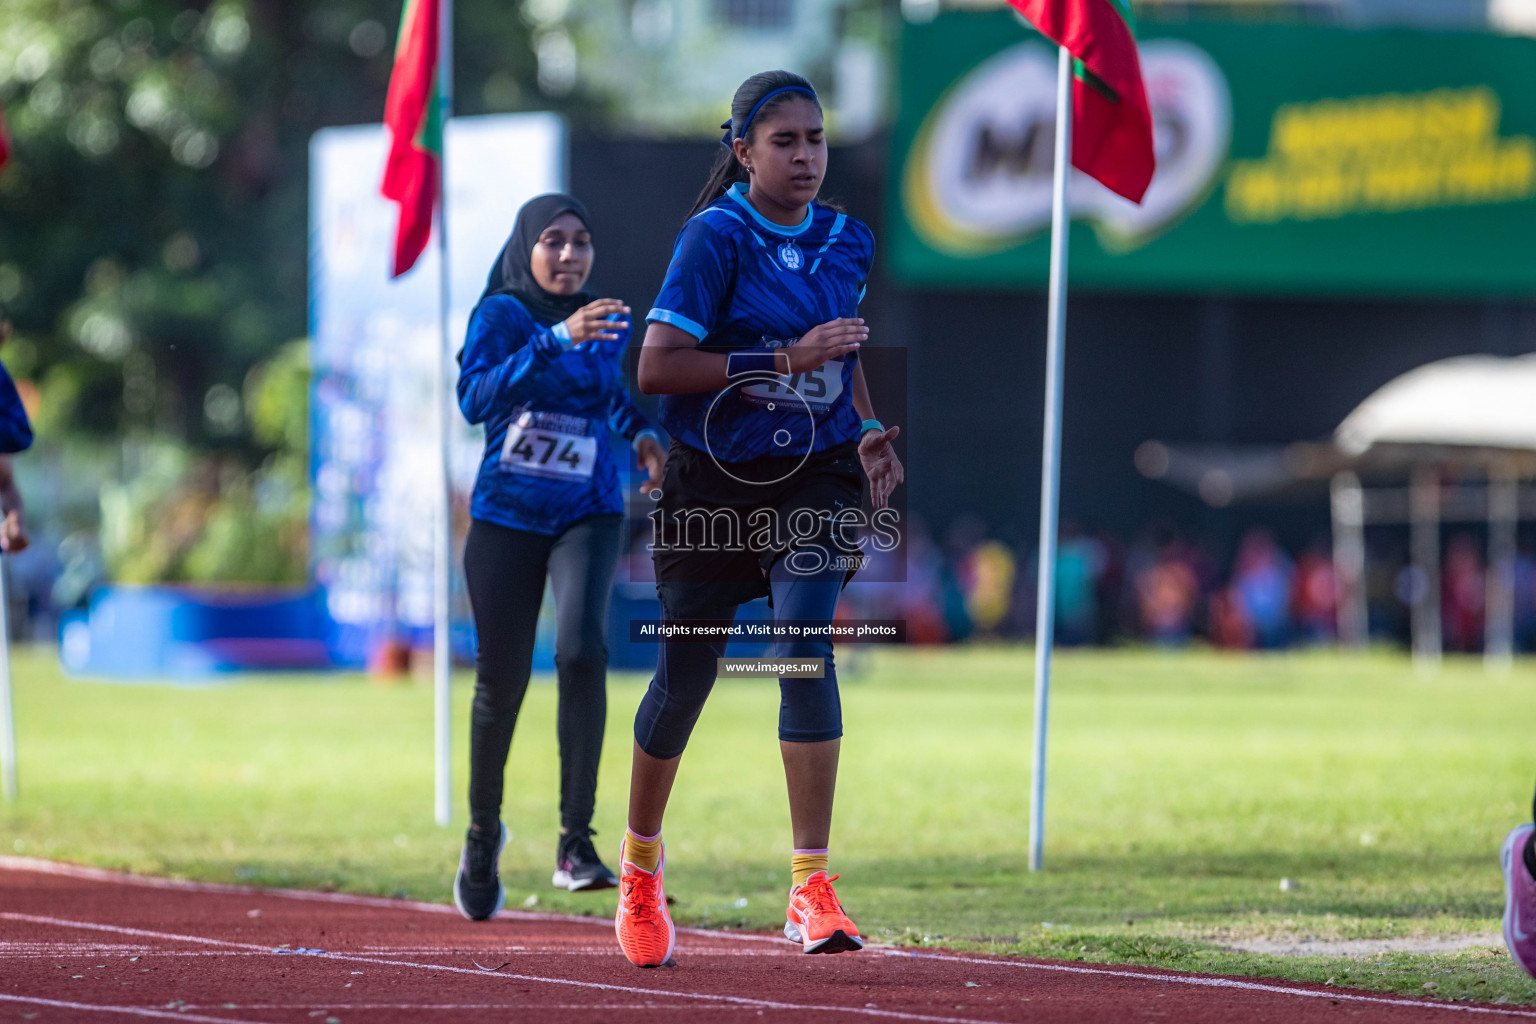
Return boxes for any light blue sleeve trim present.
[646,307,708,341]
[550,320,574,347]
[858,285,867,304]
[631,428,662,451]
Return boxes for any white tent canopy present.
[1336,353,1536,457]
[1330,351,1536,671]
[1136,352,1536,667]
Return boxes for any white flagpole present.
[432,0,455,828]
[1029,45,1073,873]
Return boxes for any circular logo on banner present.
[778,241,804,269]
[902,39,1232,255]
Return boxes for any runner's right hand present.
[784,318,867,374]
[563,299,631,345]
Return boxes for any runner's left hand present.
[1,510,29,554]
[858,425,903,510]
[636,435,667,495]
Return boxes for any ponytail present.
[687,150,751,222]
[685,70,821,221]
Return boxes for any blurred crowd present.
[26,507,1536,653]
[823,518,1536,651]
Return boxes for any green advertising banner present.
[890,16,1536,295]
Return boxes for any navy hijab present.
[476,193,596,328]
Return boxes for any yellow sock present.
[623,826,662,874]
[791,849,829,887]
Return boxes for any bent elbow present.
[636,354,661,395]
[454,388,482,425]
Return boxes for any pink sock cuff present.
[792,848,830,856]
[626,825,662,843]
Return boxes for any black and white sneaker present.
[453,821,507,921]
[552,829,618,892]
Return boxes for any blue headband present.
[719,85,818,149]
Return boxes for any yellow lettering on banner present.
[1445,152,1495,203]
[1499,138,1536,197]
[1226,86,1536,223]
[1295,169,1349,220]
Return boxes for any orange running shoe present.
[614,841,676,968]
[784,870,864,954]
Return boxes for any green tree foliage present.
[0,0,574,583]
[98,339,311,583]
[0,0,549,449]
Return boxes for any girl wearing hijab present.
[453,193,666,921]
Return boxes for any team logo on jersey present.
[777,241,804,270]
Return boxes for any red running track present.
[0,857,1530,1023]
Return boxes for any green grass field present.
[3,645,1534,1005]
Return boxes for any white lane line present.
[0,947,796,959]
[1,914,269,951]
[178,1004,760,1012]
[0,953,248,960]
[288,951,1003,1024]
[0,993,283,1024]
[350,951,798,957]
[0,855,786,945]
[20,891,1526,1021]
[335,949,798,957]
[7,913,1005,1024]
[886,952,1536,1018]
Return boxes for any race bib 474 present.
[499,410,597,480]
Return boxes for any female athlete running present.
[453,193,666,920]
[613,70,904,967]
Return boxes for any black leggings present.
[464,514,622,833]
[634,551,846,760]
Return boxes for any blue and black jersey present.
[647,183,874,464]
[458,295,656,536]
[0,360,30,454]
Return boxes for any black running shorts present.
[649,437,864,610]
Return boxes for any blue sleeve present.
[0,363,32,454]
[646,215,736,342]
[456,297,569,425]
[607,387,656,444]
[854,220,875,314]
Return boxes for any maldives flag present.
[1007,0,1155,204]
[380,0,442,277]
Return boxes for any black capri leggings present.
[463,514,622,833]
[632,439,862,760]
[633,554,846,761]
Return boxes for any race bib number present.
[499,411,597,480]
[740,358,845,409]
